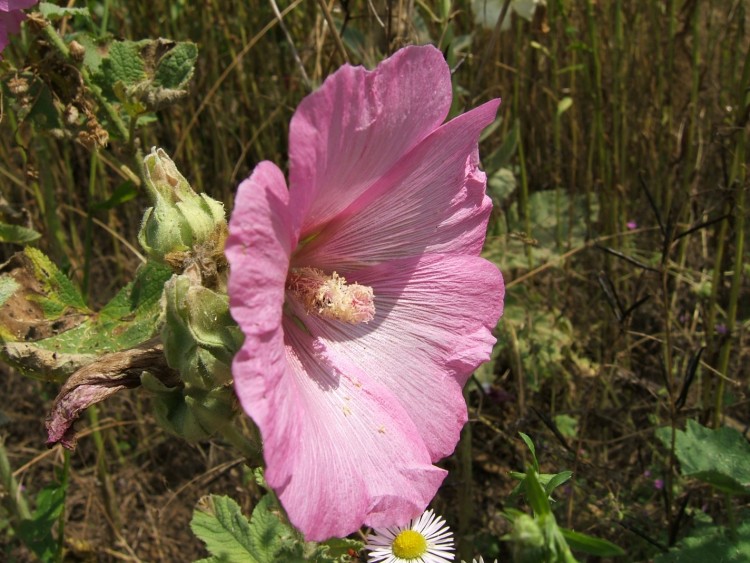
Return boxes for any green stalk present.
[513,20,532,266]
[87,406,121,533]
[219,422,263,466]
[0,438,32,522]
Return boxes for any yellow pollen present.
[288,267,375,324]
[392,529,428,560]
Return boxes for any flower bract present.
[226,44,504,540]
[366,508,454,563]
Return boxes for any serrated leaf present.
[32,261,172,356]
[38,2,91,21]
[656,420,750,494]
[191,495,257,563]
[1,255,171,379]
[561,528,625,557]
[318,538,364,561]
[153,42,198,89]
[655,519,750,562]
[93,38,197,114]
[73,33,106,75]
[191,494,299,563]
[0,223,41,244]
[24,247,88,312]
[107,41,148,88]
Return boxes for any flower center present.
[392,529,428,559]
[287,267,375,324]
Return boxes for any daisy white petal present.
[366,509,455,563]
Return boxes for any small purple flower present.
[626,221,638,230]
[643,469,652,478]
[716,323,728,335]
[653,479,664,490]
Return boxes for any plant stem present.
[220,422,263,466]
[0,438,32,522]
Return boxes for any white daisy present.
[366,509,455,563]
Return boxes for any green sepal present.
[161,273,241,390]
[141,372,234,442]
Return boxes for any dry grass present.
[1,1,748,561]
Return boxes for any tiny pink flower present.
[653,479,665,490]
[0,0,37,56]
[226,45,504,540]
[626,220,637,230]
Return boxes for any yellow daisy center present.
[392,529,428,559]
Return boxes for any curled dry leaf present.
[46,338,179,449]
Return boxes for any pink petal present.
[226,160,295,429]
[226,160,296,344]
[296,254,504,461]
[289,44,452,238]
[0,9,25,52]
[240,318,446,541]
[1,1,38,11]
[227,162,445,540]
[292,100,500,272]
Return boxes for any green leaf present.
[545,471,573,496]
[153,42,198,89]
[557,96,574,116]
[656,420,750,494]
[191,494,298,563]
[519,432,539,471]
[1,255,171,380]
[93,39,198,114]
[17,481,66,562]
[0,276,20,308]
[91,181,138,211]
[655,518,750,562]
[484,118,519,173]
[107,41,148,88]
[553,414,579,439]
[24,247,88,314]
[38,2,91,21]
[318,538,364,560]
[34,261,172,355]
[247,495,290,562]
[0,223,41,244]
[191,495,257,563]
[561,528,625,557]
[524,469,552,517]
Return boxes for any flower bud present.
[138,148,227,265]
[510,514,546,563]
[161,270,243,391]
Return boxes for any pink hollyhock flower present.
[226,45,504,541]
[0,0,38,56]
